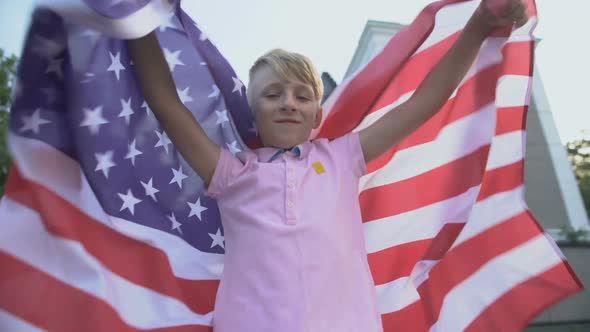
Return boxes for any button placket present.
[285,158,297,225]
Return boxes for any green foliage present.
[559,224,589,245]
[0,49,18,196]
[566,138,590,217]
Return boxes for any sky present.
[0,0,587,144]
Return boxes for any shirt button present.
[287,201,294,208]
[288,182,295,189]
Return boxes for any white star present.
[124,139,142,166]
[215,110,229,126]
[226,141,241,155]
[118,189,142,215]
[208,85,220,99]
[209,228,225,249]
[107,51,125,80]
[45,57,64,79]
[118,97,135,124]
[155,129,172,153]
[95,150,116,178]
[32,35,64,59]
[141,178,160,201]
[141,101,152,116]
[187,197,208,221]
[19,109,51,134]
[168,213,183,234]
[159,13,177,32]
[80,106,109,135]
[177,86,193,104]
[170,165,188,189]
[232,76,244,96]
[163,48,185,72]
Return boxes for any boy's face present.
[249,65,322,149]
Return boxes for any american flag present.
[0,0,582,331]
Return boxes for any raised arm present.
[359,0,527,163]
[127,31,220,185]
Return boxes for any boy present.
[127,1,527,330]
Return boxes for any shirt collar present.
[254,141,312,162]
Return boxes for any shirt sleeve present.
[203,148,243,198]
[329,131,367,178]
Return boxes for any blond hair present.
[247,49,323,105]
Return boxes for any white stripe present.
[364,185,480,253]
[353,92,413,133]
[0,310,43,332]
[496,75,533,108]
[37,0,173,39]
[8,133,223,281]
[429,234,564,332]
[375,276,419,314]
[359,103,495,191]
[0,198,213,329]
[110,215,223,280]
[453,186,527,249]
[485,130,525,170]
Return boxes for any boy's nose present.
[280,93,297,111]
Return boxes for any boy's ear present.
[313,107,323,129]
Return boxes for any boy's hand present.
[477,0,528,30]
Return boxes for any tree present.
[566,137,590,217]
[0,49,17,197]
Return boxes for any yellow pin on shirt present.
[312,161,326,174]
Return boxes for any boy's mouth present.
[275,119,300,124]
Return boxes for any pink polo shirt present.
[205,132,383,332]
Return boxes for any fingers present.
[500,0,528,27]
[507,0,529,27]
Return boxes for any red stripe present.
[496,106,526,135]
[369,240,430,285]
[369,223,464,285]
[0,251,212,332]
[478,160,524,201]
[5,165,218,315]
[381,300,430,332]
[465,264,583,332]
[360,145,490,222]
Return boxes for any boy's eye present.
[265,94,279,98]
[297,96,311,101]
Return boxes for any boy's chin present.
[261,131,311,149]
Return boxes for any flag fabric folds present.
[0,0,582,331]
